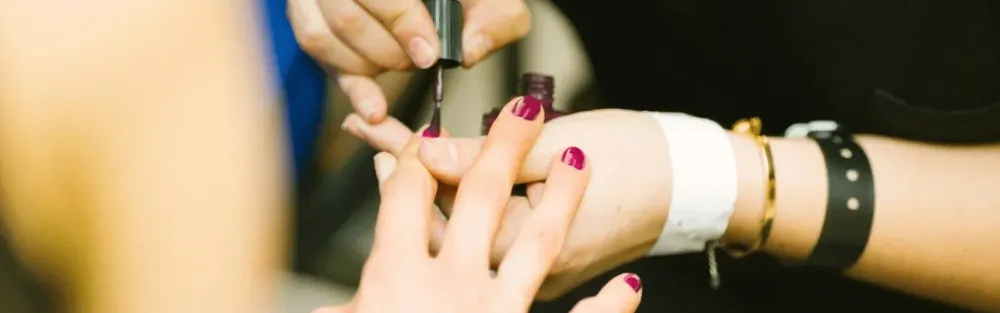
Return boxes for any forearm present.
[723,133,1000,311]
[0,1,285,313]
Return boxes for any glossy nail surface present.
[624,273,642,292]
[511,96,542,121]
[422,126,439,138]
[561,146,585,170]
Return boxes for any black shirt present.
[533,1,999,312]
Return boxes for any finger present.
[289,0,380,75]
[418,137,483,185]
[460,0,531,67]
[568,273,643,313]
[372,127,437,256]
[428,200,448,257]
[437,96,545,269]
[341,113,413,155]
[525,182,544,208]
[355,0,440,69]
[497,146,589,308]
[321,0,412,71]
[312,300,354,313]
[374,152,398,191]
[337,75,390,123]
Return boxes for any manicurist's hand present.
[313,98,642,313]
[348,105,670,299]
[289,0,530,125]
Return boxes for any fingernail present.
[465,33,493,63]
[421,127,440,138]
[357,99,375,120]
[511,96,541,121]
[373,153,393,183]
[624,273,642,292]
[408,37,437,69]
[560,146,585,170]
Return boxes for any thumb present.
[460,0,531,67]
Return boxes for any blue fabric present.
[264,0,328,179]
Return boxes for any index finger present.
[372,126,438,256]
[354,0,440,68]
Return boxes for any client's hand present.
[343,107,668,299]
[315,98,642,313]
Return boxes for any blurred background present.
[277,1,593,312]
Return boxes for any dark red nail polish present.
[423,111,441,138]
[421,127,439,138]
[483,73,565,135]
[624,273,642,292]
[511,96,542,121]
[561,146,585,170]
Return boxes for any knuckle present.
[296,30,332,56]
[329,10,367,35]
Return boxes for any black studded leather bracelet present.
[804,128,875,270]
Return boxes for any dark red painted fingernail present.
[624,273,642,292]
[560,146,585,170]
[511,96,542,121]
[422,127,439,138]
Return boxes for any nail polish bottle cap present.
[424,0,463,68]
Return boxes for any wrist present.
[721,133,766,247]
[722,134,828,259]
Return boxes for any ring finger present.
[321,0,412,71]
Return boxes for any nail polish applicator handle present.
[424,0,463,68]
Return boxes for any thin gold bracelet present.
[720,117,777,258]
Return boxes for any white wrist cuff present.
[645,113,739,256]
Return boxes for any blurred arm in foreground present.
[0,1,287,313]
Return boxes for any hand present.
[289,0,530,124]
[314,99,642,313]
[351,108,670,299]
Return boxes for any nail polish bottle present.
[482,73,566,135]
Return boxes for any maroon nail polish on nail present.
[624,273,642,292]
[482,73,565,135]
[511,96,542,121]
[421,127,439,138]
[561,146,585,170]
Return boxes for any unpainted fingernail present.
[465,33,493,63]
[511,96,541,121]
[560,146,585,170]
[409,37,437,69]
[373,154,392,182]
[357,99,376,120]
[624,273,642,292]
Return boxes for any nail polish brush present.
[423,0,463,137]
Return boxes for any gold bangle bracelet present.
[721,117,777,258]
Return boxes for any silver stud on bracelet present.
[840,148,853,159]
[846,169,859,182]
[847,197,860,210]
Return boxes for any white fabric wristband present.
[645,113,739,255]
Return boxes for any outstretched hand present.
[344,104,671,299]
[315,98,642,313]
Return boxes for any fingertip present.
[418,139,459,178]
[374,152,397,184]
[341,114,369,140]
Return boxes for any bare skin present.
[348,109,1000,311]
[0,1,286,313]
